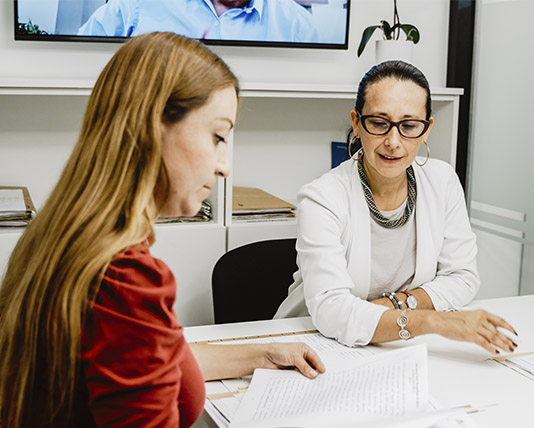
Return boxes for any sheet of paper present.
[424,400,482,428]
[431,412,481,428]
[0,189,25,212]
[365,409,480,428]
[491,351,534,380]
[220,376,252,393]
[207,333,384,424]
[505,353,534,375]
[208,395,480,428]
[207,392,245,423]
[229,344,428,428]
[205,399,232,428]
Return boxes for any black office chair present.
[211,238,297,324]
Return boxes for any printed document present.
[229,344,428,428]
[207,332,381,422]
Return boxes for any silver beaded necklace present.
[356,149,417,229]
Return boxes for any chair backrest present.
[211,238,297,324]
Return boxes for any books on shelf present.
[232,186,295,222]
[156,200,212,224]
[0,186,36,227]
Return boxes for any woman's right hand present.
[432,309,518,354]
[261,342,326,379]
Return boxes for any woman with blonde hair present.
[0,32,324,428]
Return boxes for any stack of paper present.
[232,186,295,222]
[229,345,429,428]
[205,333,480,428]
[0,186,36,227]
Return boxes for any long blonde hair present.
[0,32,238,427]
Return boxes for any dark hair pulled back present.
[355,60,432,119]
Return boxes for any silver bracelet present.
[382,292,403,310]
[397,309,411,340]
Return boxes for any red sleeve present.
[81,247,205,428]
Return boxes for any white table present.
[185,295,534,428]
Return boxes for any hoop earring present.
[348,136,364,162]
[415,141,430,167]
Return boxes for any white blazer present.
[274,157,480,347]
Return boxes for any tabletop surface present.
[185,294,534,428]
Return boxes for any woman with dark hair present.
[0,32,324,428]
[276,60,517,353]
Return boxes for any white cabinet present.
[0,229,22,278]
[0,79,462,325]
[151,223,225,326]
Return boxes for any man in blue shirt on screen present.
[78,0,319,43]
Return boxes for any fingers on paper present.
[487,314,518,352]
[292,343,325,379]
[474,312,517,354]
[304,345,326,376]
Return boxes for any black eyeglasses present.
[359,114,430,139]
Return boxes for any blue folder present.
[331,141,349,168]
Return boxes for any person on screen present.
[78,0,319,43]
[0,32,325,428]
[274,60,519,355]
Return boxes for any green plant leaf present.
[381,20,393,40]
[400,24,420,44]
[17,19,48,35]
[357,25,381,57]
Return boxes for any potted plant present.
[16,20,48,35]
[357,0,420,61]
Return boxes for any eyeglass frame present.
[357,114,431,139]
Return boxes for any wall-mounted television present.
[14,0,351,49]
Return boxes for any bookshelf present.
[0,79,462,325]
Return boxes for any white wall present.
[0,0,453,325]
[0,0,452,211]
[469,0,534,297]
[1,0,450,88]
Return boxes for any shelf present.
[154,221,223,230]
[0,227,26,234]
[240,83,357,99]
[230,218,297,226]
[0,78,463,99]
[0,221,222,235]
[0,78,94,96]
[240,83,463,99]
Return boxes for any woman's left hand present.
[432,309,518,354]
[261,343,326,379]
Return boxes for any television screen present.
[14,0,350,49]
